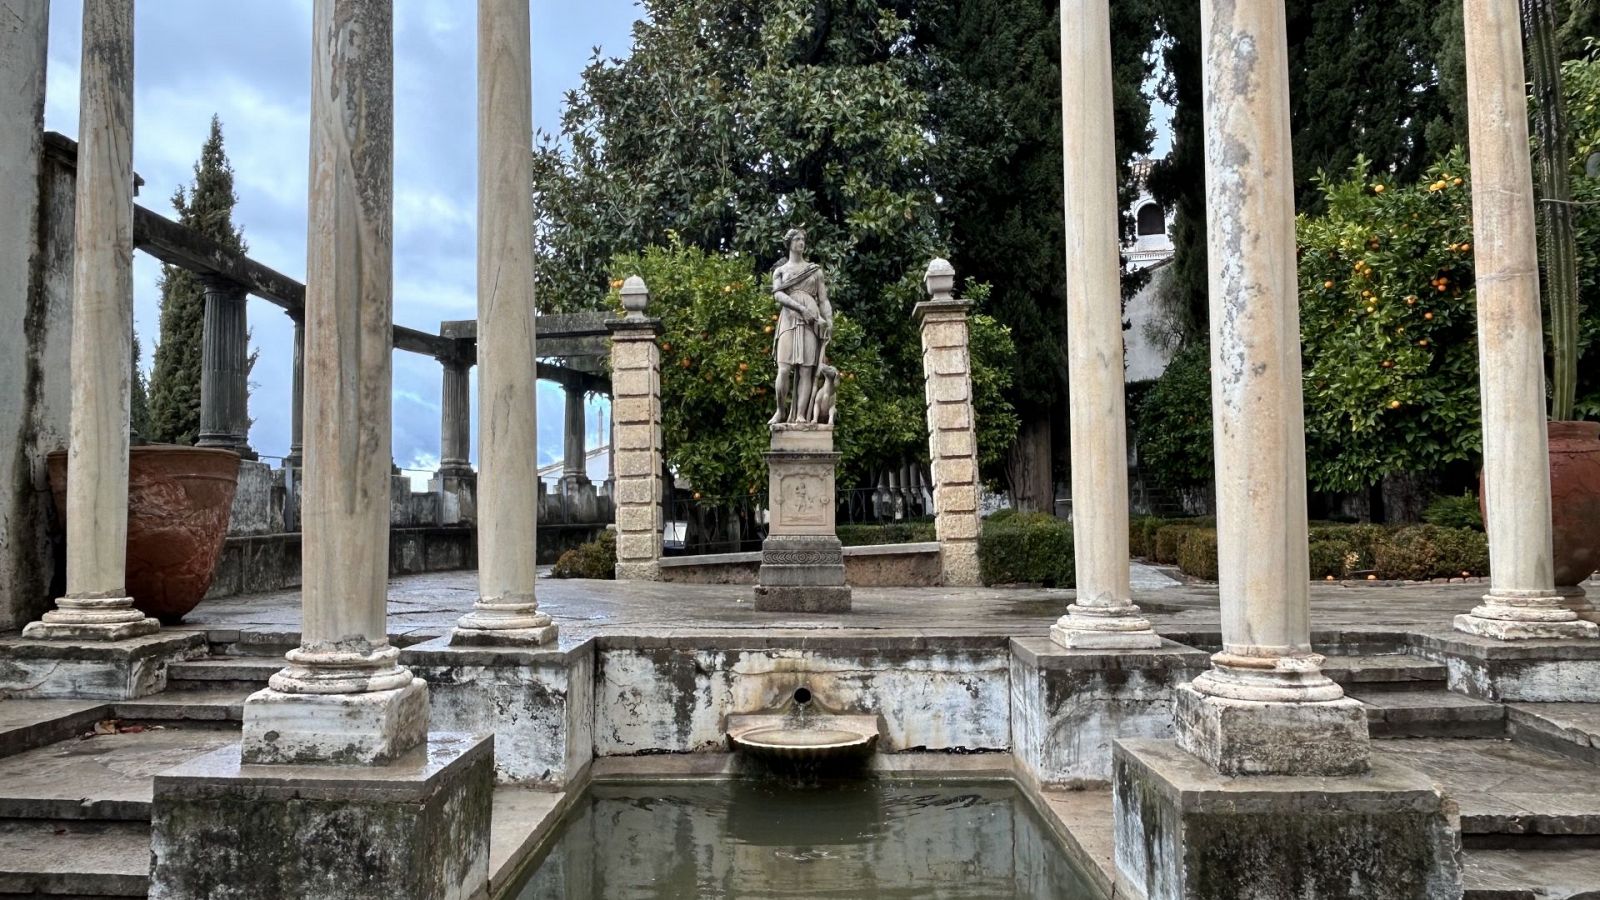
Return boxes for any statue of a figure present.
[768,228,834,426]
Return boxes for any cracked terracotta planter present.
[48,445,240,624]
[1549,421,1600,591]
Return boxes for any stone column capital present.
[606,315,663,337]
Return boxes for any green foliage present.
[837,519,936,547]
[1566,48,1600,418]
[612,240,914,499]
[129,329,150,442]
[1297,151,1482,493]
[1175,528,1219,581]
[1133,343,1213,492]
[551,530,618,579]
[1372,525,1489,581]
[1308,523,1387,570]
[1152,522,1202,565]
[1308,539,1357,579]
[977,511,1074,587]
[1422,492,1483,531]
[966,296,1022,474]
[147,116,246,445]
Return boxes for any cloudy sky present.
[42,0,637,479]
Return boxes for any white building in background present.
[1122,157,1180,384]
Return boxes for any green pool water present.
[507,780,1102,899]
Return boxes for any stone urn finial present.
[924,258,956,303]
[620,275,650,320]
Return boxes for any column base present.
[754,534,852,612]
[1174,683,1370,776]
[150,733,492,900]
[241,678,429,765]
[938,539,981,587]
[614,560,661,581]
[450,606,558,647]
[0,630,204,699]
[1557,584,1599,623]
[753,584,853,613]
[23,594,158,642]
[1050,603,1162,650]
[1455,591,1600,640]
[1112,739,1460,900]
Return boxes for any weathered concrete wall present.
[1,32,74,630]
[402,639,594,785]
[205,527,476,600]
[225,460,282,536]
[1414,631,1600,702]
[593,639,1011,755]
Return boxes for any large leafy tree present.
[146,116,247,445]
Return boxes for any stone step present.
[113,688,253,724]
[1350,689,1506,738]
[1376,739,1600,840]
[0,700,112,760]
[0,820,149,896]
[1319,653,1447,690]
[0,725,238,822]
[1463,847,1600,899]
[1507,703,1600,767]
[166,657,280,691]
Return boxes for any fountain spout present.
[725,686,880,762]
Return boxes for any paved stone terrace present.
[170,563,1552,646]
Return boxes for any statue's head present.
[783,227,808,256]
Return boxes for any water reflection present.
[511,780,1100,899]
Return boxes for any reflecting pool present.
[508,780,1102,899]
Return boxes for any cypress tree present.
[130,329,150,442]
[146,116,246,445]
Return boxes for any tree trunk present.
[1005,417,1053,513]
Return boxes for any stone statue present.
[810,363,838,426]
[768,228,834,426]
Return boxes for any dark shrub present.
[552,530,617,579]
[1373,525,1489,580]
[837,520,937,547]
[979,512,1075,587]
[1308,539,1356,578]
[1153,524,1199,565]
[1422,492,1484,531]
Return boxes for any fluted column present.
[24,0,155,642]
[438,356,472,475]
[1052,0,1159,650]
[1454,0,1598,640]
[560,381,589,488]
[197,275,252,458]
[452,0,554,645]
[1173,0,1369,777]
[241,0,428,766]
[285,310,305,468]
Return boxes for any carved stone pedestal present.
[754,425,851,612]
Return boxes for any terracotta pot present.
[1549,421,1600,589]
[48,445,240,624]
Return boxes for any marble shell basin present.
[48,445,240,624]
[726,713,880,762]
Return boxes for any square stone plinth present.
[1010,638,1210,788]
[0,631,205,700]
[1174,684,1371,777]
[754,534,851,612]
[1413,629,1600,701]
[1113,739,1460,900]
[149,733,492,900]
[241,678,429,766]
[400,637,594,786]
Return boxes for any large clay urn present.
[47,445,240,624]
[1549,421,1600,591]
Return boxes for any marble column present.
[24,0,156,642]
[916,260,982,587]
[560,381,590,488]
[1051,0,1159,650]
[1454,0,1598,641]
[437,356,472,475]
[1174,0,1368,776]
[452,0,554,645]
[241,0,429,766]
[285,310,304,468]
[196,275,253,458]
[610,277,664,580]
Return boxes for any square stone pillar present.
[754,425,852,612]
[608,276,664,581]
[915,259,982,587]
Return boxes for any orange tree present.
[609,239,1017,501]
[1297,150,1482,493]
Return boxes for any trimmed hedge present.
[978,511,1075,587]
[838,520,937,547]
[1136,516,1489,582]
[552,530,617,579]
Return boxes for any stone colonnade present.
[915,260,982,587]
[609,277,665,580]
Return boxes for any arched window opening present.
[1136,202,1166,237]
